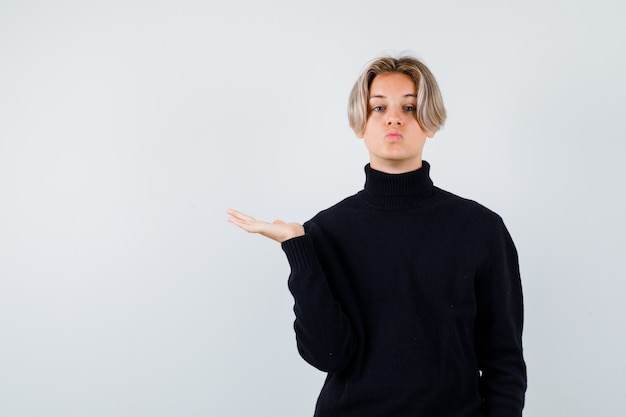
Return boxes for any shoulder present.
[432,188,517,270]
[300,192,377,240]
[304,194,361,229]
[434,187,502,221]
[429,187,508,241]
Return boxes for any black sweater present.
[281,162,526,417]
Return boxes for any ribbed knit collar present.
[359,161,436,209]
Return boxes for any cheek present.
[362,120,376,136]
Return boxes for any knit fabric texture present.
[281,162,526,417]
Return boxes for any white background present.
[1,0,625,416]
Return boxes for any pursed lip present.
[385,129,403,140]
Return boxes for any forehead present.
[369,73,416,97]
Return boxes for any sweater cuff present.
[281,234,318,271]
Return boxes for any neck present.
[369,158,423,174]
[359,161,436,209]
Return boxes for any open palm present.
[226,209,304,243]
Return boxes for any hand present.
[226,209,305,243]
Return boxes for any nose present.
[385,110,403,126]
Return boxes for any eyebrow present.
[369,94,417,100]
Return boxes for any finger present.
[226,208,256,223]
[228,215,271,235]
[226,208,247,219]
[228,215,261,230]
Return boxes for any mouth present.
[385,130,403,140]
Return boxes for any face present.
[361,73,435,173]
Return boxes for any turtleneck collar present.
[358,161,436,209]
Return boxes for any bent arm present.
[282,233,357,373]
[228,209,356,372]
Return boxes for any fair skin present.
[227,72,435,241]
[361,72,435,173]
[226,209,305,243]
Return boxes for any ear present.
[426,131,436,139]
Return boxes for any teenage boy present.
[227,55,526,417]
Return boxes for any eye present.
[404,105,416,112]
[372,105,385,112]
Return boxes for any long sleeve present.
[282,233,357,373]
[276,162,526,416]
[475,218,527,416]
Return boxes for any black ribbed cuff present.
[281,234,318,271]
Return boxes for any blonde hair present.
[348,55,447,137]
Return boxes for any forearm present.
[476,219,527,416]
[282,234,356,373]
[478,343,526,416]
